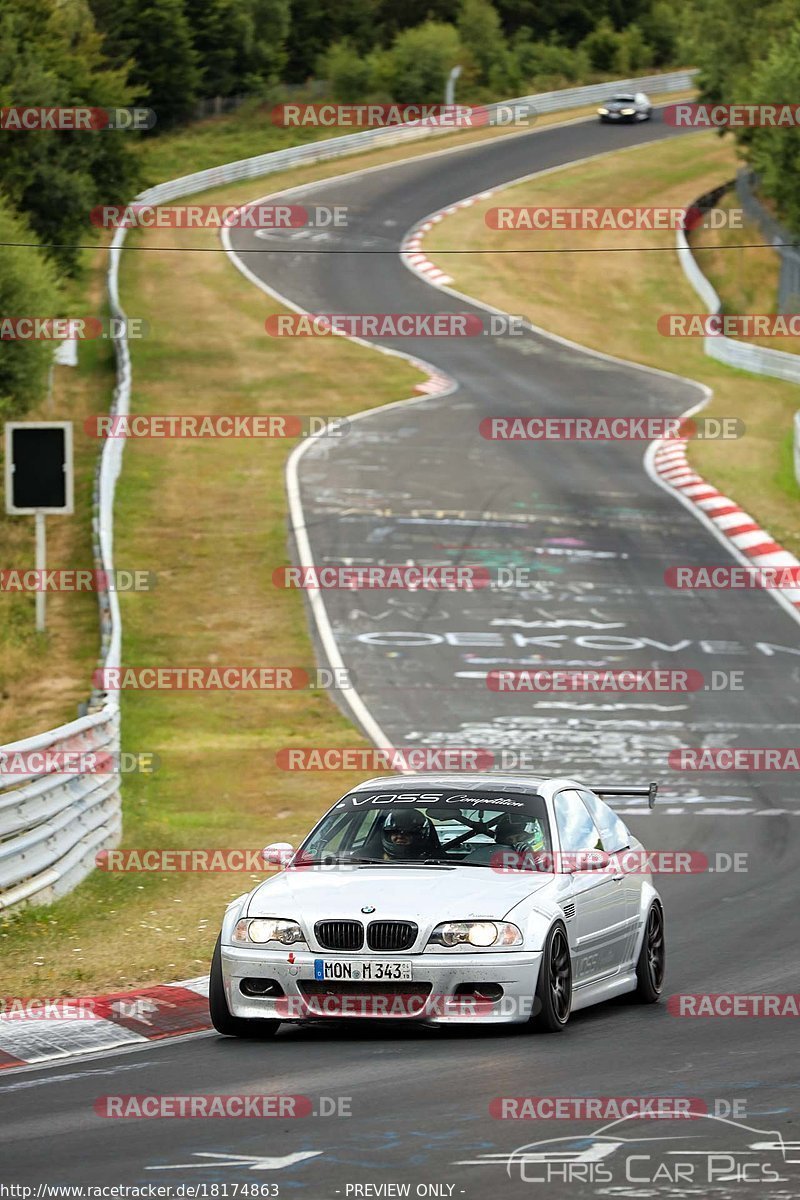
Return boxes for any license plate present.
[313,959,412,982]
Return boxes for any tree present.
[638,0,681,67]
[378,20,462,103]
[740,21,800,235]
[495,0,604,47]
[0,0,140,274]
[246,0,290,89]
[286,0,380,84]
[457,0,507,86]
[185,0,248,98]
[92,0,200,129]
[613,23,652,75]
[376,0,460,45]
[512,32,589,89]
[685,0,797,109]
[324,40,374,102]
[0,199,63,419]
[579,18,620,73]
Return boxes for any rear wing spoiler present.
[595,783,658,810]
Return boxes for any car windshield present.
[611,95,636,103]
[295,788,552,868]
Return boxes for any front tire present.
[531,923,572,1032]
[634,903,665,1003]
[209,935,279,1038]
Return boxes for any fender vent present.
[563,903,576,921]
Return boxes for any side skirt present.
[570,970,637,1012]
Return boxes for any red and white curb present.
[402,191,498,288]
[414,368,453,395]
[0,976,211,1070]
[402,191,495,400]
[652,438,800,605]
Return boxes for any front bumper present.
[221,943,542,1025]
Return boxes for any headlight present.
[427,920,523,948]
[621,108,635,115]
[598,107,609,115]
[233,918,306,945]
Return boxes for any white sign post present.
[4,421,74,634]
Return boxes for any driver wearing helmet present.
[381,808,437,861]
[494,813,547,870]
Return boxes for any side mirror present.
[262,842,295,867]
[569,849,611,872]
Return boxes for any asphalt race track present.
[2,111,798,1197]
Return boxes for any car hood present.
[247,865,551,923]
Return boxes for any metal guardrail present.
[677,182,800,385]
[736,169,800,314]
[676,183,800,483]
[134,70,696,205]
[0,709,121,908]
[0,233,129,912]
[0,68,696,910]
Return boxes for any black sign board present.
[4,422,74,514]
